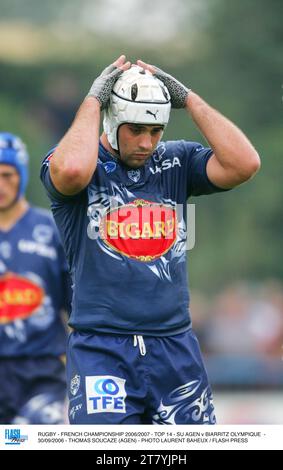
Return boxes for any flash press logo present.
[5,429,28,445]
[86,376,127,414]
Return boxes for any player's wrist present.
[84,95,101,108]
[184,90,193,107]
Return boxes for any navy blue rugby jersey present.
[0,207,70,356]
[41,140,228,336]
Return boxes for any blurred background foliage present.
[0,0,282,293]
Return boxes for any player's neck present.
[0,198,29,231]
[100,133,119,157]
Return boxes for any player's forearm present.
[50,96,100,194]
[185,92,260,179]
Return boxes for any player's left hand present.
[136,59,190,109]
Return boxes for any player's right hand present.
[88,55,131,109]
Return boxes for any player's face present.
[117,124,164,168]
[0,164,20,210]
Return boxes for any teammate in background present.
[0,132,70,424]
[41,55,260,424]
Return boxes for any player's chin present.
[0,200,9,210]
[129,162,145,169]
[128,157,149,168]
[0,197,16,211]
[0,204,11,212]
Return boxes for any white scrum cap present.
[103,65,171,150]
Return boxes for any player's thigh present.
[67,331,147,424]
[148,330,216,425]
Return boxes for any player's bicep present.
[41,155,85,203]
[206,153,237,189]
[49,156,89,196]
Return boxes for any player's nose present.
[138,133,152,151]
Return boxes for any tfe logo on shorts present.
[86,376,127,414]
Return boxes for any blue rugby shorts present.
[67,329,216,424]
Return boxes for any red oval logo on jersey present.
[99,199,177,261]
[0,273,44,324]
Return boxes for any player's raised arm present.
[50,55,131,196]
[186,92,261,189]
[137,59,261,189]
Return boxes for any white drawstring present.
[133,335,146,356]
